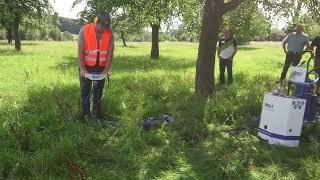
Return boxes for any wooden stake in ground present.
[195,0,243,96]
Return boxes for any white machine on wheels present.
[258,51,319,147]
[258,94,306,147]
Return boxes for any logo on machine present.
[264,103,275,111]
[292,71,303,77]
[292,101,305,110]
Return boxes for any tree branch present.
[223,0,244,14]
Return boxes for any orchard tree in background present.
[194,0,320,96]
[73,0,144,47]
[0,0,52,51]
[223,0,271,43]
[195,0,243,96]
[112,11,144,47]
[178,0,204,42]
[178,0,271,43]
[263,0,306,24]
[308,0,320,23]
[129,0,178,59]
[261,0,320,32]
[73,0,178,59]
[0,0,14,44]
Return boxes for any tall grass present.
[0,41,319,179]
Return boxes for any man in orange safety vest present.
[78,12,114,121]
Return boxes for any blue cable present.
[143,115,174,129]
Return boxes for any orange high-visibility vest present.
[84,23,112,67]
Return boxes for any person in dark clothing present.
[217,28,238,85]
[311,36,320,75]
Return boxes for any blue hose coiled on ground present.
[142,115,174,129]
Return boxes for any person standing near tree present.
[310,35,320,94]
[280,24,311,81]
[311,36,320,75]
[217,28,238,85]
[78,12,114,121]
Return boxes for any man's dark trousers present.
[314,56,320,75]
[80,75,105,118]
[219,59,233,84]
[280,52,302,80]
[314,56,320,95]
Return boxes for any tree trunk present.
[120,31,127,47]
[195,0,224,96]
[150,24,160,59]
[13,15,21,51]
[7,28,13,44]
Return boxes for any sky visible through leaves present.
[52,0,286,29]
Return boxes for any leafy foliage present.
[223,0,271,43]
[0,0,52,50]
[58,17,82,35]
[177,0,204,41]
[130,0,179,26]
[1,41,320,179]
[261,0,320,28]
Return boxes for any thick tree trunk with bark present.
[195,0,223,96]
[120,31,127,47]
[151,24,160,59]
[195,0,243,96]
[7,28,13,44]
[13,15,21,51]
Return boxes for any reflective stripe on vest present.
[85,56,107,61]
[84,23,112,67]
[85,50,108,55]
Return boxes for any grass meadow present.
[0,41,319,179]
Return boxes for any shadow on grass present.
[0,48,36,56]
[0,48,20,55]
[238,46,261,51]
[0,47,37,56]
[0,41,41,56]
[0,72,207,179]
[0,41,41,46]
[52,55,196,74]
[1,65,319,179]
[183,73,320,179]
[121,45,141,49]
[53,56,78,72]
[0,42,13,46]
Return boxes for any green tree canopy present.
[223,0,271,43]
[73,0,179,59]
[0,0,52,51]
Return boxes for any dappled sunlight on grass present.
[0,41,319,179]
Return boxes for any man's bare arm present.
[282,42,287,54]
[78,28,87,74]
[103,35,114,74]
[282,35,289,54]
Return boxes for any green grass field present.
[0,41,319,179]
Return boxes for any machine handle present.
[302,50,314,55]
[306,71,319,85]
[288,71,319,86]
